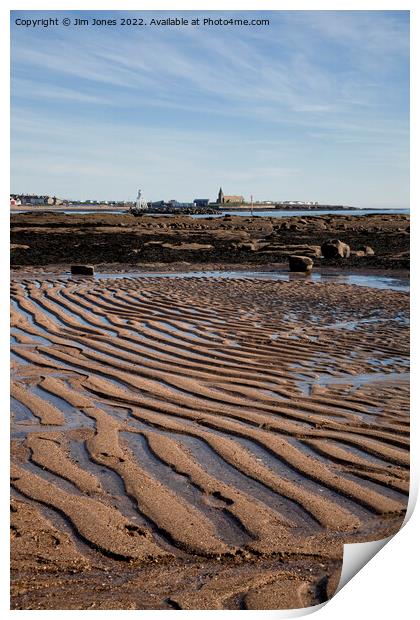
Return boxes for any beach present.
[9,6,411,611]
[10,262,409,609]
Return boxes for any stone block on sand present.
[288,255,314,272]
[71,265,95,276]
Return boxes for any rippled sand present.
[10,272,409,609]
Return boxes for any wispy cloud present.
[10,10,409,206]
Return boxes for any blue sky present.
[11,10,409,206]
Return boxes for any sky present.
[10,10,409,207]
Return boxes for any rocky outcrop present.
[321,239,351,259]
[10,213,409,269]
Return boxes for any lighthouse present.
[135,189,148,211]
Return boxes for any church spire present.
[217,187,224,204]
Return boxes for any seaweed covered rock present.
[321,239,351,259]
[288,255,314,272]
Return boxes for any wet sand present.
[10,270,409,609]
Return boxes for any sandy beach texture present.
[10,270,409,609]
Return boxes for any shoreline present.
[10,206,409,217]
[11,270,409,609]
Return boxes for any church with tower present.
[216,187,245,205]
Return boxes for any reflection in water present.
[11,268,409,292]
[89,270,408,292]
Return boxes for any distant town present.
[10,188,351,212]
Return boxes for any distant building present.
[217,187,244,205]
[15,194,49,205]
[282,201,319,206]
[168,200,193,208]
[11,194,65,206]
[28,196,47,205]
[10,196,21,207]
[46,196,64,206]
[193,198,210,207]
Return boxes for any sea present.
[193,208,409,219]
[11,208,410,218]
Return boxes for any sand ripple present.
[10,274,409,609]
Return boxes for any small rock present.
[237,241,261,252]
[71,265,95,276]
[288,255,314,272]
[321,239,351,259]
[307,245,322,258]
[11,244,30,250]
[362,245,375,256]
